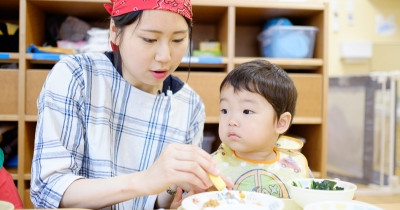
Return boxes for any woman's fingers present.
[170,144,218,174]
[147,144,217,192]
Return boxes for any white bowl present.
[287,178,357,208]
[181,190,284,210]
[304,200,383,210]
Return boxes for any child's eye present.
[243,109,253,114]
[220,109,227,114]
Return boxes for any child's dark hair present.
[220,59,297,123]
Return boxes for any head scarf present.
[104,0,193,20]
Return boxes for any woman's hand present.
[143,143,219,195]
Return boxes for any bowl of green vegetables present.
[287,178,357,208]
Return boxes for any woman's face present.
[111,10,189,94]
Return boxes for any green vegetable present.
[292,180,344,191]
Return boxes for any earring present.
[110,41,119,52]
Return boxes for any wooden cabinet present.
[2,0,328,207]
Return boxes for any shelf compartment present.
[173,72,227,123]
[234,6,324,58]
[290,73,322,121]
[24,188,34,209]
[0,0,19,34]
[191,5,229,58]
[23,122,36,176]
[289,124,324,176]
[26,70,49,115]
[26,0,109,51]
[0,70,18,115]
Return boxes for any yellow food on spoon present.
[208,174,226,191]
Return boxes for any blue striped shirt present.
[30,53,205,209]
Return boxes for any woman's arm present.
[61,172,151,208]
[61,143,218,209]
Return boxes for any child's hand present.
[170,187,184,209]
[170,187,204,209]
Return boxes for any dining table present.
[17,202,400,209]
[18,203,400,209]
[374,202,400,210]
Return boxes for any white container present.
[259,26,318,58]
[287,178,357,208]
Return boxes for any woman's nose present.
[155,43,171,63]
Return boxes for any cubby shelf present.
[1,0,329,207]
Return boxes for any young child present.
[214,59,310,198]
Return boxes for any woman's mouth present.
[151,70,168,79]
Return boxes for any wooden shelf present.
[234,57,323,69]
[8,0,329,207]
[5,167,18,180]
[0,53,20,61]
[0,115,19,121]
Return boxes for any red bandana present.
[104,0,193,20]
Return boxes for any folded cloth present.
[26,44,76,54]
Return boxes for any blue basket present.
[259,25,318,58]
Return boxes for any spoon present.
[208,173,227,191]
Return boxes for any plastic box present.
[259,25,318,58]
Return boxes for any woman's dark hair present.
[220,59,297,123]
[111,11,193,75]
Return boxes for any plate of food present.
[180,189,284,210]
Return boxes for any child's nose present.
[228,117,239,127]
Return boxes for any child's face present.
[218,85,281,161]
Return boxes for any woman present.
[30,0,225,209]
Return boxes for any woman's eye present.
[143,38,156,43]
[173,38,185,43]
[243,109,253,114]
[220,109,227,114]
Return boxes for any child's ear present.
[276,112,292,134]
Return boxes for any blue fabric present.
[263,17,293,30]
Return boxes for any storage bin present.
[259,26,318,58]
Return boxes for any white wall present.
[325,0,400,75]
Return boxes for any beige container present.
[0,201,14,210]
